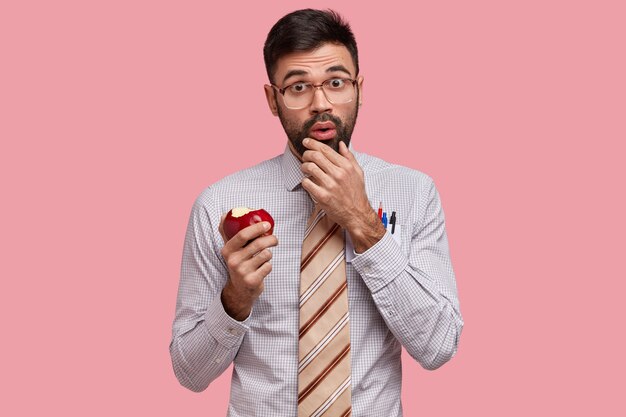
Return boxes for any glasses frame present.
[271,78,358,110]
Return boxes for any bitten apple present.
[223,207,275,241]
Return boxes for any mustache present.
[302,113,343,133]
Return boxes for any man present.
[170,8,463,417]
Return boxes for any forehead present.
[274,43,355,83]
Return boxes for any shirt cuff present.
[351,230,408,293]
[204,295,250,349]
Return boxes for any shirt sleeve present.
[351,176,463,370]
[169,188,250,392]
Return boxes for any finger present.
[303,138,349,168]
[227,236,277,279]
[225,221,272,250]
[339,141,362,173]
[301,161,332,186]
[243,234,278,258]
[237,248,274,276]
[338,140,354,161]
[302,149,338,177]
[222,228,277,269]
[301,177,328,204]
[248,261,273,282]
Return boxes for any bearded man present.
[170,8,463,417]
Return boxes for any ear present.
[357,75,364,107]
[264,84,279,116]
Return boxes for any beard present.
[276,95,360,157]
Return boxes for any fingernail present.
[303,138,309,145]
[264,222,271,230]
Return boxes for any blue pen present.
[382,212,388,229]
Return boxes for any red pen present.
[378,202,383,220]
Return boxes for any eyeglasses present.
[271,78,358,110]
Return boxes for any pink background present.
[2,0,625,415]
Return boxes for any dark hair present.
[263,9,359,83]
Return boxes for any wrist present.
[221,282,253,321]
[346,208,386,254]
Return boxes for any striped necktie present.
[298,205,352,417]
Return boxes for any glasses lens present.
[283,85,310,109]
[282,79,355,109]
[322,79,355,104]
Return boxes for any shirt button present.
[228,328,240,336]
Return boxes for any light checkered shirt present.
[170,143,463,417]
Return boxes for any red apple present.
[223,207,275,241]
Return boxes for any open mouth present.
[309,128,336,141]
[309,121,337,140]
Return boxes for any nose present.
[309,86,332,114]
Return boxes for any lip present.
[309,128,337,141]
[310,121,336,131]
[308,121,337,141]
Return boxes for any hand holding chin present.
[300,139,384,251]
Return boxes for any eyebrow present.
[282,65,353,84]
[325,65,352,77]
[282,70,308,84]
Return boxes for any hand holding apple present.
[218,207,278,321]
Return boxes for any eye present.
[288,82,310,94]
[327,78,346,89]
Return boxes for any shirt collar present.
[281,141,357,191]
